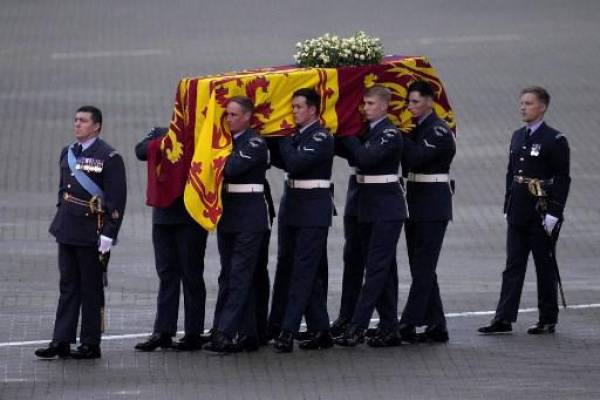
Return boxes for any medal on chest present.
[530,144,541,157]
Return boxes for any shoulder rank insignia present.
[108,150,118,158]
[302,146,315,152]
[249,137,264,148]
[434,126,448,137]
[239,150,252,159]
[383,128,398,136]
[555,133,565,139]
[312,131,328,142]
[423,139,436,148]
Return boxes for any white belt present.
[224,183,264,193]
[356,174,398,184]
[287,179,331,189]
[407,173,449,183]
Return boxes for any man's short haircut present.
[407,80,435,99]
[364,85,392,105]
[521,86,550,107]
[293,88,321,114]
[77,105,103,130]
[229,96,255,114]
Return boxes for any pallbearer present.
[205,96,271,353]
[398,80,456,344]
[335,86,407,348]
[270,88,335,353]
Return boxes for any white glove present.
[98,235,113,254]
[543,214,559,235]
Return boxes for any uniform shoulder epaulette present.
[108,150,119,158]
[555,132,566,140]
[433,125,450,137]
[249,137,265,147]
[312,131,329,142]
[382,127,399,137]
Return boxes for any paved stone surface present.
[1,0,600,399]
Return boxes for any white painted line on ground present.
[51,49,167,60]
[2,303,599,348]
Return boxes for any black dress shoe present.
[398,324,418,343]
[527,322,556,335]
[173,334,206,351]
[478,320,512,334]
[367,328,402,348]
[330,317,350,338]
[134,333,172,352]
[417,326,449,343]
[237,335,259,352]
[265,325,281,342]
[204,331,238,353]
[34,342,70,359]
[273,331,294,353]
[295,330,314,341]
[71,344,101,359]
[334,325,365,347]
[365,326,382,338]
[299,330,333,350]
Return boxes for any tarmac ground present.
[1,1,599,399]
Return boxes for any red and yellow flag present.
[146,55,455,231]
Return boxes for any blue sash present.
[67,143,104,199]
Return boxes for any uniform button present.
[85,213,89,216]
[519,158,524,161]
[518,170,523,173]
[67,184,71,189]
[522,146,526,149]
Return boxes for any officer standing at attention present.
[35,105,127,359]
[204,96,270,353]
[271,88,335,353]
[133,127,208,352]
[335,86,407,348]
[479,86,570,335]
[398,80,456,343]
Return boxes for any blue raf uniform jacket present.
[402,112,456,222]
[218,129,270,233]
[341,117,408,222]
[49,138,127,246]
[504,122,570,225]
[271,122,334,228]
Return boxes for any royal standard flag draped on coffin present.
[146,55,455,231]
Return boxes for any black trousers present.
[152,223,207,335]
[337,215,392,323]
[351,220,402,330]
[495,222,559,324]
[269,225,328,333]
[400,221,448,328]
[254,230,271,338]
[214,230,264,339]
[279,226,330,333]
[53,243,104,345]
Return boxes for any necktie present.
[73,143,83,156]
[525,127,532,136]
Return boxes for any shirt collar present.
[526,119,544,134]
[369,116,387,130]
[298,119,318,134]
[418,110,433,126]
[233,129,247,140]
[77,136,98,151]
